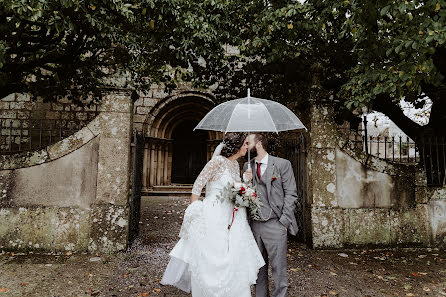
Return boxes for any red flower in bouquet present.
[217,182,264,227]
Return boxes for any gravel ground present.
[1,195,445,297]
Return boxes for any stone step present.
[142,184,203,196]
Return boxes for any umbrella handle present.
[247,131,251,169]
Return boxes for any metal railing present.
[340,126,420,164]
[420,136,446,186]
[0,117,98,154]
[340,119,445,186]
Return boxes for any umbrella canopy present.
[194,90,307,133]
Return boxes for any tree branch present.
[372,94,422,139]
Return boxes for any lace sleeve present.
[191,157,222,196]
[235,161,241,182]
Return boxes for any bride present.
[161,132,265,297]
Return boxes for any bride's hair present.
[220,132,247,157]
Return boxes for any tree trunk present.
[373,94,446,186]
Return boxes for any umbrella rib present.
[225,99,244,132]
[195,99,239,131]
[276,102,302,131]
[263,102,279,133]
[278,103,294,131]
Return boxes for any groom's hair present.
[253,133,268,151]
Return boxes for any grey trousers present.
[251,218,288,297]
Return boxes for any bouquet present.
[217,182,263,229]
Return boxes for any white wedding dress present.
[161,154,265,297]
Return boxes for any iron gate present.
[129,128,144,244]
[281,133,307,243]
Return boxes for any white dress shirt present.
[243,153,269,182]
[256,153,269,177]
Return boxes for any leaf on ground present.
[406,293,415,296]
[152,288,161,294]
[374,256,386,261]
[423,287,430,292]
[403,284,412,290]
[329,291,338,296]
[290,268,300,272]
[0,288,8,293]
[139,293,149,297]
[338,253,348,258]
[411,273,421,277]
[330,272,337,276]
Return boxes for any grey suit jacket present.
[243,155,299,236]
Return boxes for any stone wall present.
[0,91,133,253]
[0,93,98,152]
[308,102,446,248]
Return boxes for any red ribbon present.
[228,207,238,230]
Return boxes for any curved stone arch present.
[165,113,209,139]
[153,103,209,138]
[140,91,224,188]
[143,91,215,137]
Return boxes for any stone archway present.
[141,92,223,190]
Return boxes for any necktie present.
[256,162,262,179]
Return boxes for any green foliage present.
[0,0,240,104]
[205,0,356,110]
[336,0,446,109]
[207,0,446,136]
[2,0,445,136]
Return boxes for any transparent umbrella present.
[194,89,307,168]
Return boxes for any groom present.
[243,133,298,297]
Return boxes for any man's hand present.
[244,168,253,182]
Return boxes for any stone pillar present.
[308,101,344,248]
[88,90,133,253]
[167,142,172,184]
[163,143,169,185]
[142,141,150,191]
[157,143,163,185]
[149,142,156,187]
